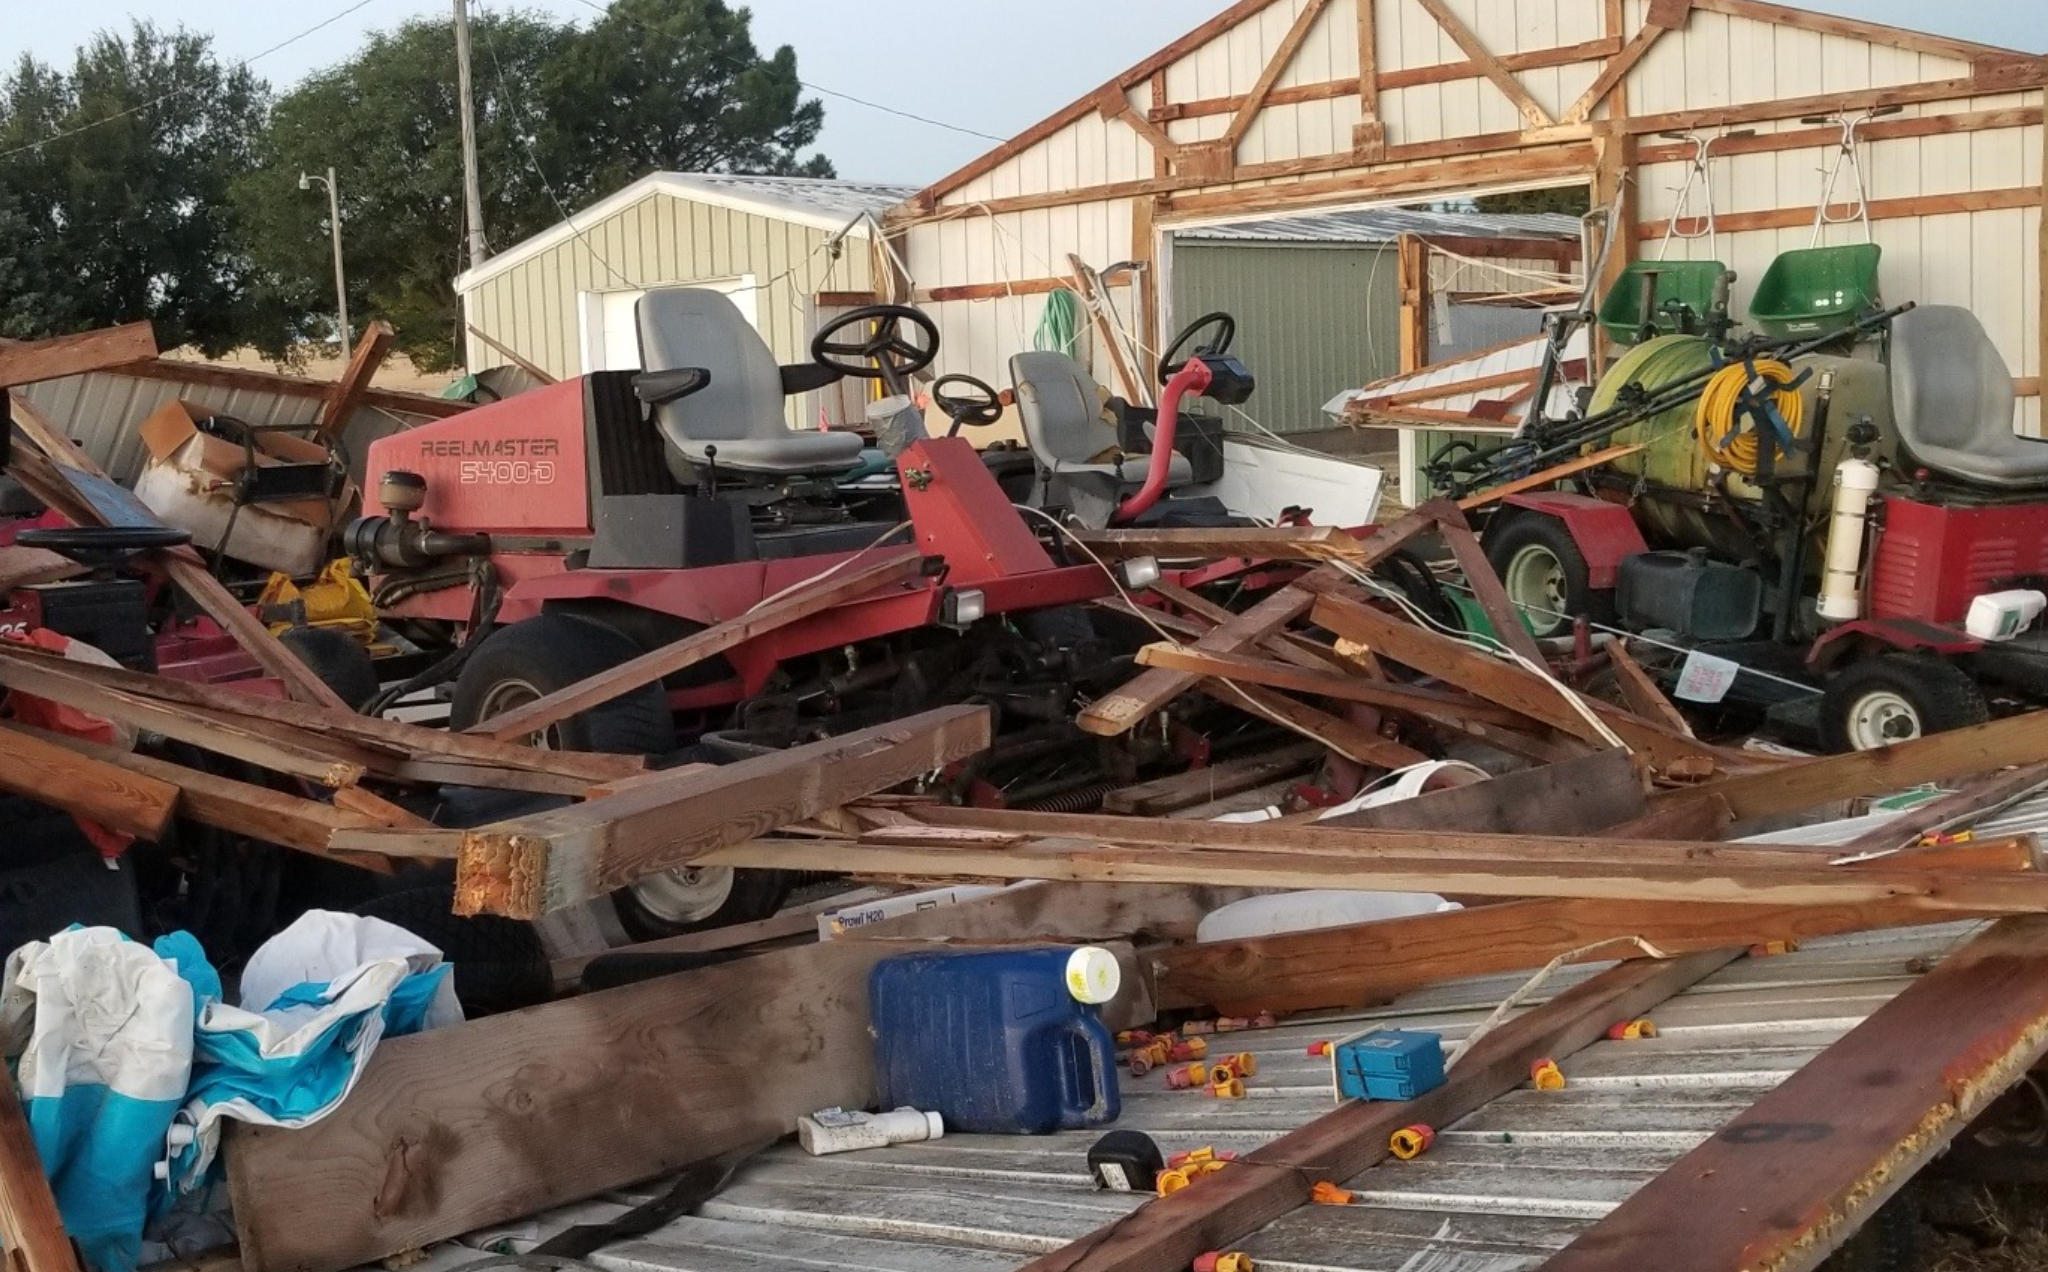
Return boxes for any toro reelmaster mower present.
[348,287,1383,932]
[1437,232,2048,752]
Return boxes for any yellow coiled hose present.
[1695,358,1804,475]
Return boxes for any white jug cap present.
[1066,946,1122,1004]
[923,1110,945,1140]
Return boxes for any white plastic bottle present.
[798,1107,946,1156]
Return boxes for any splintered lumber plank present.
[465,324,558,384]
[1319,747,1645,835]
[0,546,85,592]
[1101,742,1324,815]
[1153,892,1978,1015]
[1606,640,1694,735]
[714,831,2048,914]
[1137,641,1533,728]
[0,1065,81,1272]
[1604,790,1737,839]
[0,322,156,389]
[14,726,400,868]
[0,656,363,787]
[316,321,395,437]
[1071,525,1376,563]
[1455,443,1644,512]
[1201,681,1432,769]
[0,725,179,841]
[1668,709,2048,821]
[1437,514,1550,669]
[1541,915,2048,1272]
[469,551,926,742]
[1080,506,1444,738]
[457,705,993,918]
[1825,761,2048,857]
[0,642,639,785]
[898,805,2014,875]
[1017,951,1735,1272]
[5,395,346,709]
[1132,584,1354,674]
[1309,587,1726,771]
[227,940,896,1272]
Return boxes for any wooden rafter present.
[0,323,156,390]
[1410,0,1555,129]
[1692,0,2023,62]
[317,320,395,437]
[1638,186,2042,239]
[1563,21,1672,125]
[1222,0,1334,153]
[1353,0,1383,151]
[1094,85,1183,164]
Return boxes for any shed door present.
[579,276,759,373]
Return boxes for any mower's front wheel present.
[450,614,790,938]
[1821,654,1989,753]
[1481,513,1605,641]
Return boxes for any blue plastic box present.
[1335,1030,1446,1102]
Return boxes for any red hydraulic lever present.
[1114,358,1212,524]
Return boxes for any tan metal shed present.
[456,172,916,426]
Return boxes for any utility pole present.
[453,0,488,268]
[298,167,350,349]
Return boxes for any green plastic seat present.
[1597,260,1730,348]
[1749,244,1882,338]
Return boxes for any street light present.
[298,167,350,352]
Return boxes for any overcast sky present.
[3,0,2042,184]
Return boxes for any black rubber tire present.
[449,613,675,753]
[608,744,794,941]
[353,883,551,1017]
[279,626,381,710]
[1821,654,1990,754]
[1481,512,1605,640]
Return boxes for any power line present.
[560,0,1007,146]
[0,0,389,162]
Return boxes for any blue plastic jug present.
[870,946,1121,1135]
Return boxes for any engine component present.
[345,470,490,570]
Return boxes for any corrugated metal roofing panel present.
[1180,209,1583,246]
[390,923,1981,1272]
[666,173,920,223]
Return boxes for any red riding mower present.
[348,289,1337,933]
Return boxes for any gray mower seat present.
[1891,305,2048,490]
[1010,351,1194,484]
[637,288,864,477]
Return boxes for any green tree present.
[0,24,271,354]
[1473,187,1592,217]
[241,0,833,370]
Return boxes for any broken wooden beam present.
[0,641,639,786]
[1541,915,2048,1272]
[1319,748,1645,835]
[468,550,926,743]
[1200,681,1433,769]
[1137,641,1534,729]
[455,705,993,918]
[1101,743,1324,815]
[715,829,2048,914]
[316,321,396,437]
[1153,892,2000,1015]
[0,1062,82,1272]
[1824,761,2048,858]
[0,725,179,842]
[1018,951,1736,1272]
[0,322,157,390]
[1669,710,2048,821]
[226,939,897,1272]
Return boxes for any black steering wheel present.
[811,305,941,384]
[16,525,192,572]
[1158,311,1237,385]
[933,374,1003,436]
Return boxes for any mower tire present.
[1821,654,1989,753]
[1481,512,1607,640]
[353,883,551,1016]
[279,626,380,710]
[450,613,675,754]
[450,616,791,938]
